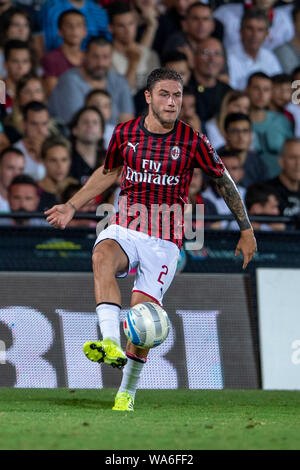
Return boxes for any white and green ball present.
[123,302,170,349]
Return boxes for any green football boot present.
[112,391,134,411]
[83,338,127,369]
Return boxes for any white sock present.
[96,303,121,345]
[118,355,145,399]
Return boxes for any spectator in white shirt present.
[214,0,294,51]
[227,7,282,90]
[14,101,51,181]
[274,3,300,74]
[0,146,25,212]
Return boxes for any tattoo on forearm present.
[213,170,251,231]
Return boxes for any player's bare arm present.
[212,169,257,270]
[45,165,122,229]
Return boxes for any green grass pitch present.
[0,388,300,450]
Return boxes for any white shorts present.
[94,224,180,305]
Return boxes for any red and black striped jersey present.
[104,116,225,248]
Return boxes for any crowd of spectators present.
[0,0,299,232]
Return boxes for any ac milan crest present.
[170,146,180,160]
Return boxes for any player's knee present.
[92,242,118,275]
[92,246,110,273]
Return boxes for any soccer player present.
[45,68,257,411]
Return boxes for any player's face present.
[5,49,32,82]
[73,110,103,144]
[25,110,50,139]
[110,12,137,45]
[271,83,292,109]
[59,14,87,46]
[84,44,112,80]
[227,96,250,115]
[7,13,30,42]
[241,19,268,53]
[146,80,183,126]
[9,183,39,212]
[226,121,252,151]
[44,145,71,183]
[86,94,112,121]
[164,60,190,86]
[19,79,45,106]
[0,153,25,189]
[247,77,272,109]
[185,6,214,41]
[280,143,300,182]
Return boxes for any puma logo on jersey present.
[128,142,139,152]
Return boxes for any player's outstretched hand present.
[44,203,75,229]
[235,228,257,270]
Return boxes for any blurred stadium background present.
[0,0,300,450]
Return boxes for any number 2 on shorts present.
[157,265,168,285]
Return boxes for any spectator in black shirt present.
[265,138,300,220]
[188,37,231,122]
[69,106,106,185]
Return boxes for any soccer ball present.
[123,302,170,349]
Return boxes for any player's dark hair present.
[8,173,38,192]
[58,9,86,29]
[224,113,251,131]
[271,74,291,85]
[245,183,278,211]
[85,88,112,104]
[292,3,300,22]
[41,135,71,160]
[22,101,48,120]
[162,51,188,67]
[186,2,212,18]
[86,35,112,51]
[0,146,25,164]
[241,7,269,29]
[4,39,30,61]
[247,71,271,86]
[107,1,133,22]
[146,68,183,93]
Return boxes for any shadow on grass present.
[3,397,113,411]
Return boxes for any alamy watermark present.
[292,81,300,105]
[0,340,6,364]
[0,80,5,104]
[96,196,205,250]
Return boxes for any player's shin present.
[118,354,146,400]
[118,344,149,399]
[96,302,121,345]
